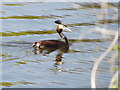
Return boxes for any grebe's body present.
[32,20,71,50]
[33,40,67,48]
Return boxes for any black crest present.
[55,20,62,24]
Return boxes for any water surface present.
[1,2,118,88]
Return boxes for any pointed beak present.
[64,27,72,32]
[65,27,72,32]
[63,24,72,32]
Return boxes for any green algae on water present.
[0,30,56,37]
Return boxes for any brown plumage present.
[38,40,67,48]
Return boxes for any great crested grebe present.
[32,20,71,50]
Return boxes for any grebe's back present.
[32,40,68,49]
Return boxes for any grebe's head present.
[55,20,71,33]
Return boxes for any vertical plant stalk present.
[91,32,118,88]
[109,71,118,88]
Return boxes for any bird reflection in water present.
[32,20,71,67]
[32,44,69,66]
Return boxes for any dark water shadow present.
[68,38,112,43]
[0,15,64,19]
[1,30,56,37]
[0,15,53,19]
[0,81,35,87]
[57,2,117,10]
[3,3,27,6]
